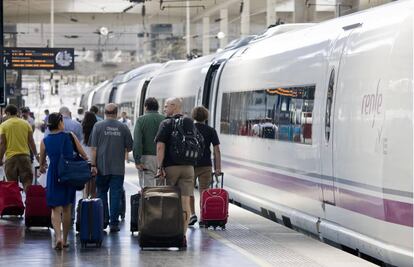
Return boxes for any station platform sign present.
[2,47,74,70]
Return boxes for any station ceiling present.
[4,0,271,24]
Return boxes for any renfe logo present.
[361,92,382,115]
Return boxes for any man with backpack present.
[155,97,203,246]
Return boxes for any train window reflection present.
[220,85,315,144]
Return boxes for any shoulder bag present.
[58,133,91,190]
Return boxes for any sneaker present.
[188,215,197,226]
[109,225,120,233]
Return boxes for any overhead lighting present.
[217,32,226,39]
[99,27,109,36]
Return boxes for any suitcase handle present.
[211,172,224,189]
[34,166,40,185]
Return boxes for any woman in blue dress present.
[39,113,88,250]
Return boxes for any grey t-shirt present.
[90,119,133,176]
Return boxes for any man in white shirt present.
[118,111,132,129]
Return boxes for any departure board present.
[2,47,74,70]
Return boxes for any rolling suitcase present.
[118,188,126,221]
[25,167,51,228]
[130,192,140,234]
[200,173,228,230]
[75,177,102,232]
[79,198,104,248]
[139,185,184,249]
[0,178,24,217]
[75,198,83,232]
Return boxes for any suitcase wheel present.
[96,242,102,248]
[221,225,226,230]
[81,242,86,249]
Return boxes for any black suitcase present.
[130,193,140,233]
[118,188,126,221]
[75,199,82,232]
[138,186,184,249]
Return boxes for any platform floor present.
[0,163,376,267]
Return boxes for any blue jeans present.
[96,175,124,226]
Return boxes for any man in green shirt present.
[133,97,165,187]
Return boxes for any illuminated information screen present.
[3,47,74,70]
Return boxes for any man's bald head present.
[59,106,71,117]
[104,103,118,118]
[164,97,182,116]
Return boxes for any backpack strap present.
[173,117,186,137]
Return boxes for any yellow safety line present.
[208,231,274,267]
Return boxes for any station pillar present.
[240,0,250,37]
[202,17,210,56]
[266,0,277,27]
[294,0,306,22]
[219,9,228,48]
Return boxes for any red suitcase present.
[25,167,51,228]
[200,173,228,230]
[0,180,25,217]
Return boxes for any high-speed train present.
[83,1,413,265]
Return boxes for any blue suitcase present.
[80,198,104,248]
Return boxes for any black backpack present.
[169,117,205,165]
[261,125,276,139]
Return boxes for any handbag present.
[58,133,91,190]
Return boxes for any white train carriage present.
[79,80,110,112]
[83,1,412,264]
[111,64,163,129]
[212,1,412,266]
[91,80,113,116]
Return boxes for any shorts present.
[194,166,212,194]
[165,165,194,196]
[5,154,33,185]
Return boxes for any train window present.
[325,69,335,142]
[220,85,315,144]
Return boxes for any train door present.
[321,23,361,206]
[109,86,117,103]
[203,61,224,127]
[138,80,151,116]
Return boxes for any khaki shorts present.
[195,166,212,194]
[165,165,194,196]
[5,154,33,185]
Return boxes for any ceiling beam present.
[191,0,241,22]
[5,13,185,25]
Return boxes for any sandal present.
[54,240,63,250]
[63,242,70,248]
[182,236,187,248]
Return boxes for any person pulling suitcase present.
[188,106,222,227]
[154,98,204,247]
[90,103,133,233]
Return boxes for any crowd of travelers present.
[0,97,222,250]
